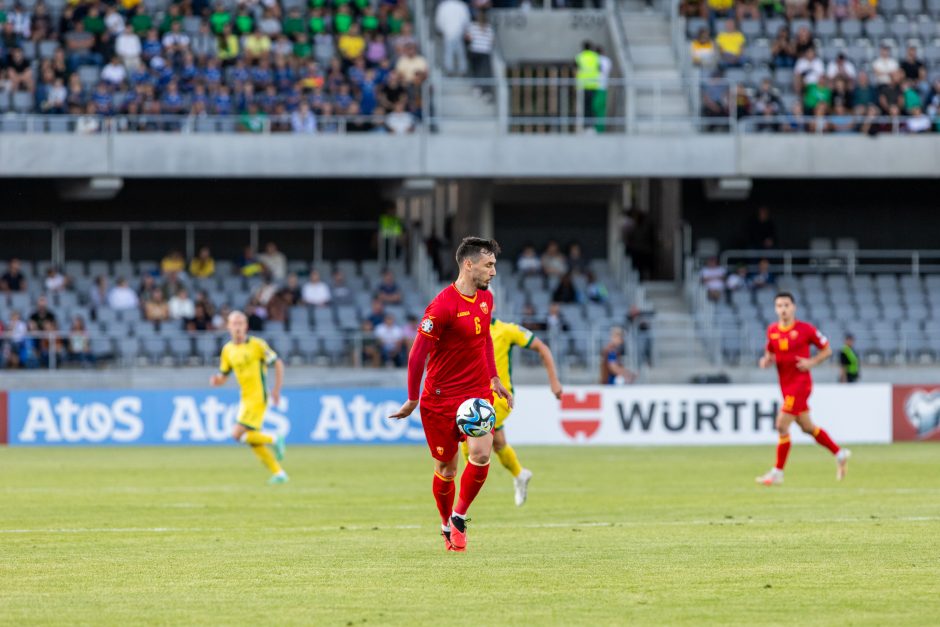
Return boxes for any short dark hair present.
[774,291,795,304]
[455,237,501,264]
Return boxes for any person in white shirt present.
[373,313,406,366]
[699,257,727,302]
[435,0,470,76]
[100,56,127,86]
[108,278,140,311]
[826,53,856,85]
[161,21,190,54]
[104,6,125,36]
[115,24,142,71]
[793,47,824,94]
[384,101,416,134]
[44,267,67,292]
[258,242,287,281]
[301,270,332,306]
[168,288,196,320]
[290,102,317,134]
[871,45,899,86]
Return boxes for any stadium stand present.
[0,0,427,132]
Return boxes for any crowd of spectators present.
[0,246,422,368]
[0,0,427,133]
[689,0,940,133]
[700,255,777,302]
[515,240,610,306]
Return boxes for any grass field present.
[2,444,940,626]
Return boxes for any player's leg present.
[422,408,460,550]
[756,411,796,485]
[492,398,523,478]
[493,427,532,506]
[233,407,287,483]
[449,430,493,551]
[795,412,851,480]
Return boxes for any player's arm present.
[210,350,231,386]
[486,327,513,408]
[797,343,832,372]
[270,358,284,406]
[528,337,563,399]
[759,334,775,369]
[389,333,431,419]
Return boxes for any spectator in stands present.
[785,0,810,18]
[737,0,760,18]
[541,240,568,278]
[701,69,729,128]
[900,46,927,99]
[600,327,635,385]
[435,0,470,76]
[838,333,860,383]
[67,316,93,367]
[852,71,877,115]
[330,269,355,306]
[246,296,266,331]
[89,275,109,311]
[384,100,416,134]
[189,246,215,278]
[575,41,600,129]
[359,320,381,367]
[552,273,580,304]
[803,75,832,113]
[161,250,186,279]
[30,295,56,328]
[466,11,495,96]
[144,289,170,323]
[116,24,142,69]
[367,298,386,328]
[690,28,717,69]
[266,288,290,323]
[108,278,139,311]
[831,77,853,111]
[517,245,542,275]
[6,311,28,365]
[545,302,570,334]
[706,0,734,31]
[585,271,609,303]
[746,206,777,250]
[827,52,857,87]
[301,270,331,307]
[169,288,196,321]
[237,246,264,277]
[872,45,899,87]
[185,302,215,332]
[878,70,904,114]
[395,41,428,86]
[6,47,34,93]
[567,242,588,276]
[258,242,287,281]
[65,21,101,71]
[374,312,407,366]
[700,257,727,302]
[794,47,824,96]
[101,56,127,87]
[906,106,931,134]
[829,102,856,133]
[44,266,68,292]
[725,264,749,293]
[39,319,65,368]
[715,20,744,69]
[279,272,301,306]
[753,78,783,125]
[290,102,317,134]
[770,26,796,70]
[1,258,27,292]
[520,303,546,331]
[375,269,403,304]
[749,258,775,290]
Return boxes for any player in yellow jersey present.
[462,318,563,506]
[209,311,289,484]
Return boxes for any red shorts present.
[780,386,811,415]
[419,390,492,462]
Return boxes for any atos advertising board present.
[504,385,892,445]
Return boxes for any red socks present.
[454,461,489,517]
[432,472,455,525]
[775,435,791,471]
[813,427,840,455]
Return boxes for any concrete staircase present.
[642,282,714,380]
[434,80,500,134]
[618,1,693,133]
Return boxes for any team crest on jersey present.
[790,330,798,339]
[480,301,488,314]
[420,318,434,333]
[436,446,444,456]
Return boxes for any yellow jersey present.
[490,319,535,394]
[219,336,278,406]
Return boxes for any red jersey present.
[766,320,829,392]
[417,284,495,399]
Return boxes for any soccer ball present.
[456,398,496,438]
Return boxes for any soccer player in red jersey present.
[389,237,513,552]
[756,292,851,486]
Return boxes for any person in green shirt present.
[838,334,859,383]
[283,8,306,37]
[239,104,268,133]
[803,76,832,110]
[361,7,379,32]
[160,4,183,34]
[334,6,353,34]
[210,3,231,35]
[131,10,154,35]
[293,32,312,58]
[83,5,106,36]
[235,9,254,34]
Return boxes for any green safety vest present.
[841,345,859,375]
[575,50,601,91]
[379,214,402,238]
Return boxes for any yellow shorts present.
[237,400,267,430]
[494,395,512,430]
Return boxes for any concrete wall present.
[492,10,611,63]
[1,133,939,178]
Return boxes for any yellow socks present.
[496,445,523,478]
[250,443,282,474]
[460,440,470,463]
[242,431,275,445]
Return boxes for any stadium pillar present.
[650,179,682,281]
[452,180,494,240]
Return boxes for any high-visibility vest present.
[841,345,859,375]
[575,49,601,90]
[379,214,402,238]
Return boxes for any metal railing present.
[714,249,940,276]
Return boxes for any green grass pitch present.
[2,444,939,625]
